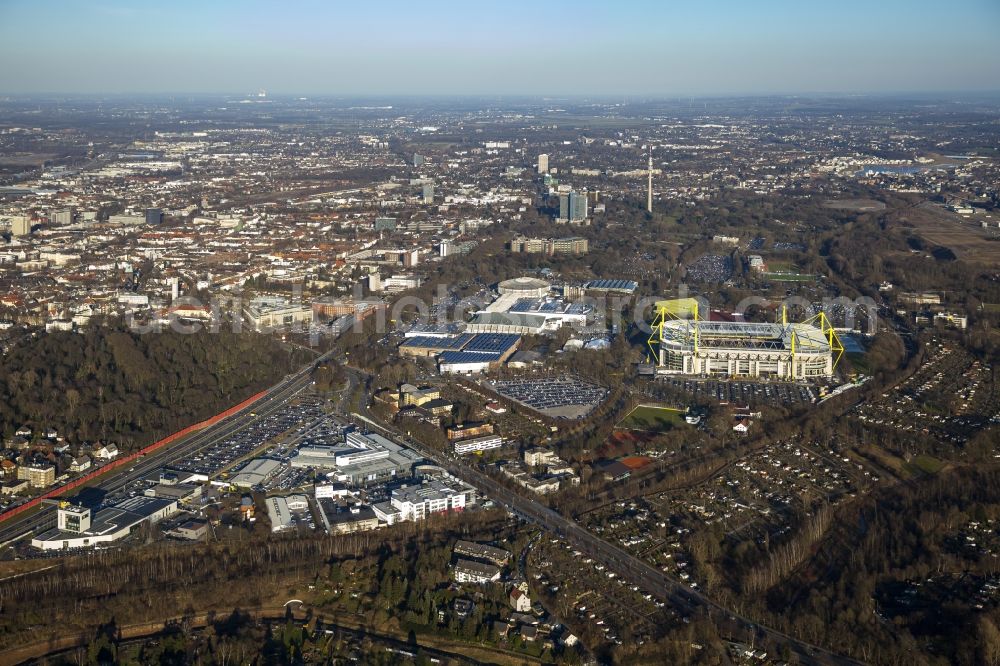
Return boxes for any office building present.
[10,216,31,237]
[243,296,313,332]
[290,431,422,487]
[57,504,92,533]
[453,434,503,455]
[145,208,163,225]
[508,236,588,256]
[108,214,145,226]
[51,209,74,225]
[389,477,476,522]
[537,154,548,174]
[558,191,588,223]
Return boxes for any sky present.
[1,0,998,96]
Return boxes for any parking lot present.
[99,395,329,507]
[486,376,609,419]
[656,377,818,406]
[684,254,733,283]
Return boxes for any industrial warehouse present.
[650,299,843,380]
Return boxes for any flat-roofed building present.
[290,432,422,487]
[31,496,178,551]
[230,458,282,488]
[171,518,209,541]
[18,462,55,488]
[317,499,379,534]
[453,434,503,455]
[243,296,312,333]
[390,477,475,522]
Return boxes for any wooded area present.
[0,323,310,449]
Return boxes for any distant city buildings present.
[537,153,548,174]
[243,296,313,332]
[508,236,589,256]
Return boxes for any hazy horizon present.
[1,0,999,96]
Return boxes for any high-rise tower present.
[647,151,653,213]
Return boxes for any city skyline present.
[1,0,999,96]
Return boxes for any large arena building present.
[650,299,842,380]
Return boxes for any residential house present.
[510,587,531,613]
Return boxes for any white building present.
[389,478,475,522]
[243,296,312,333]
[454,558,501,584]
[382,274,423,293]
[230,458,282,488]
[93,443,119,460]
[453,434,503,455]
[31,497,178,551]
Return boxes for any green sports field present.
[617,404,687,433]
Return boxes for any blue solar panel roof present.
[463,333,521,353]
[438,351,501,364]
[400,334,472,350]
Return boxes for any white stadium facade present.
[650,299,842,380]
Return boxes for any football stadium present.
[648,299,843,380]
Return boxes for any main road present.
[0,348,338,548]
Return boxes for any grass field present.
[904,454,946,477]
[822,198,886,212]
[761,260,815,282]
[617,404,687,433]
[763,271,815,282]
[844,351,871,375]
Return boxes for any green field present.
[618,404,687,433]
[767,260,797,272]
[760,260,815,282]
[904,454,946,478]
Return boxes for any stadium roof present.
[498,276,551,292]
[660,320,830,352]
